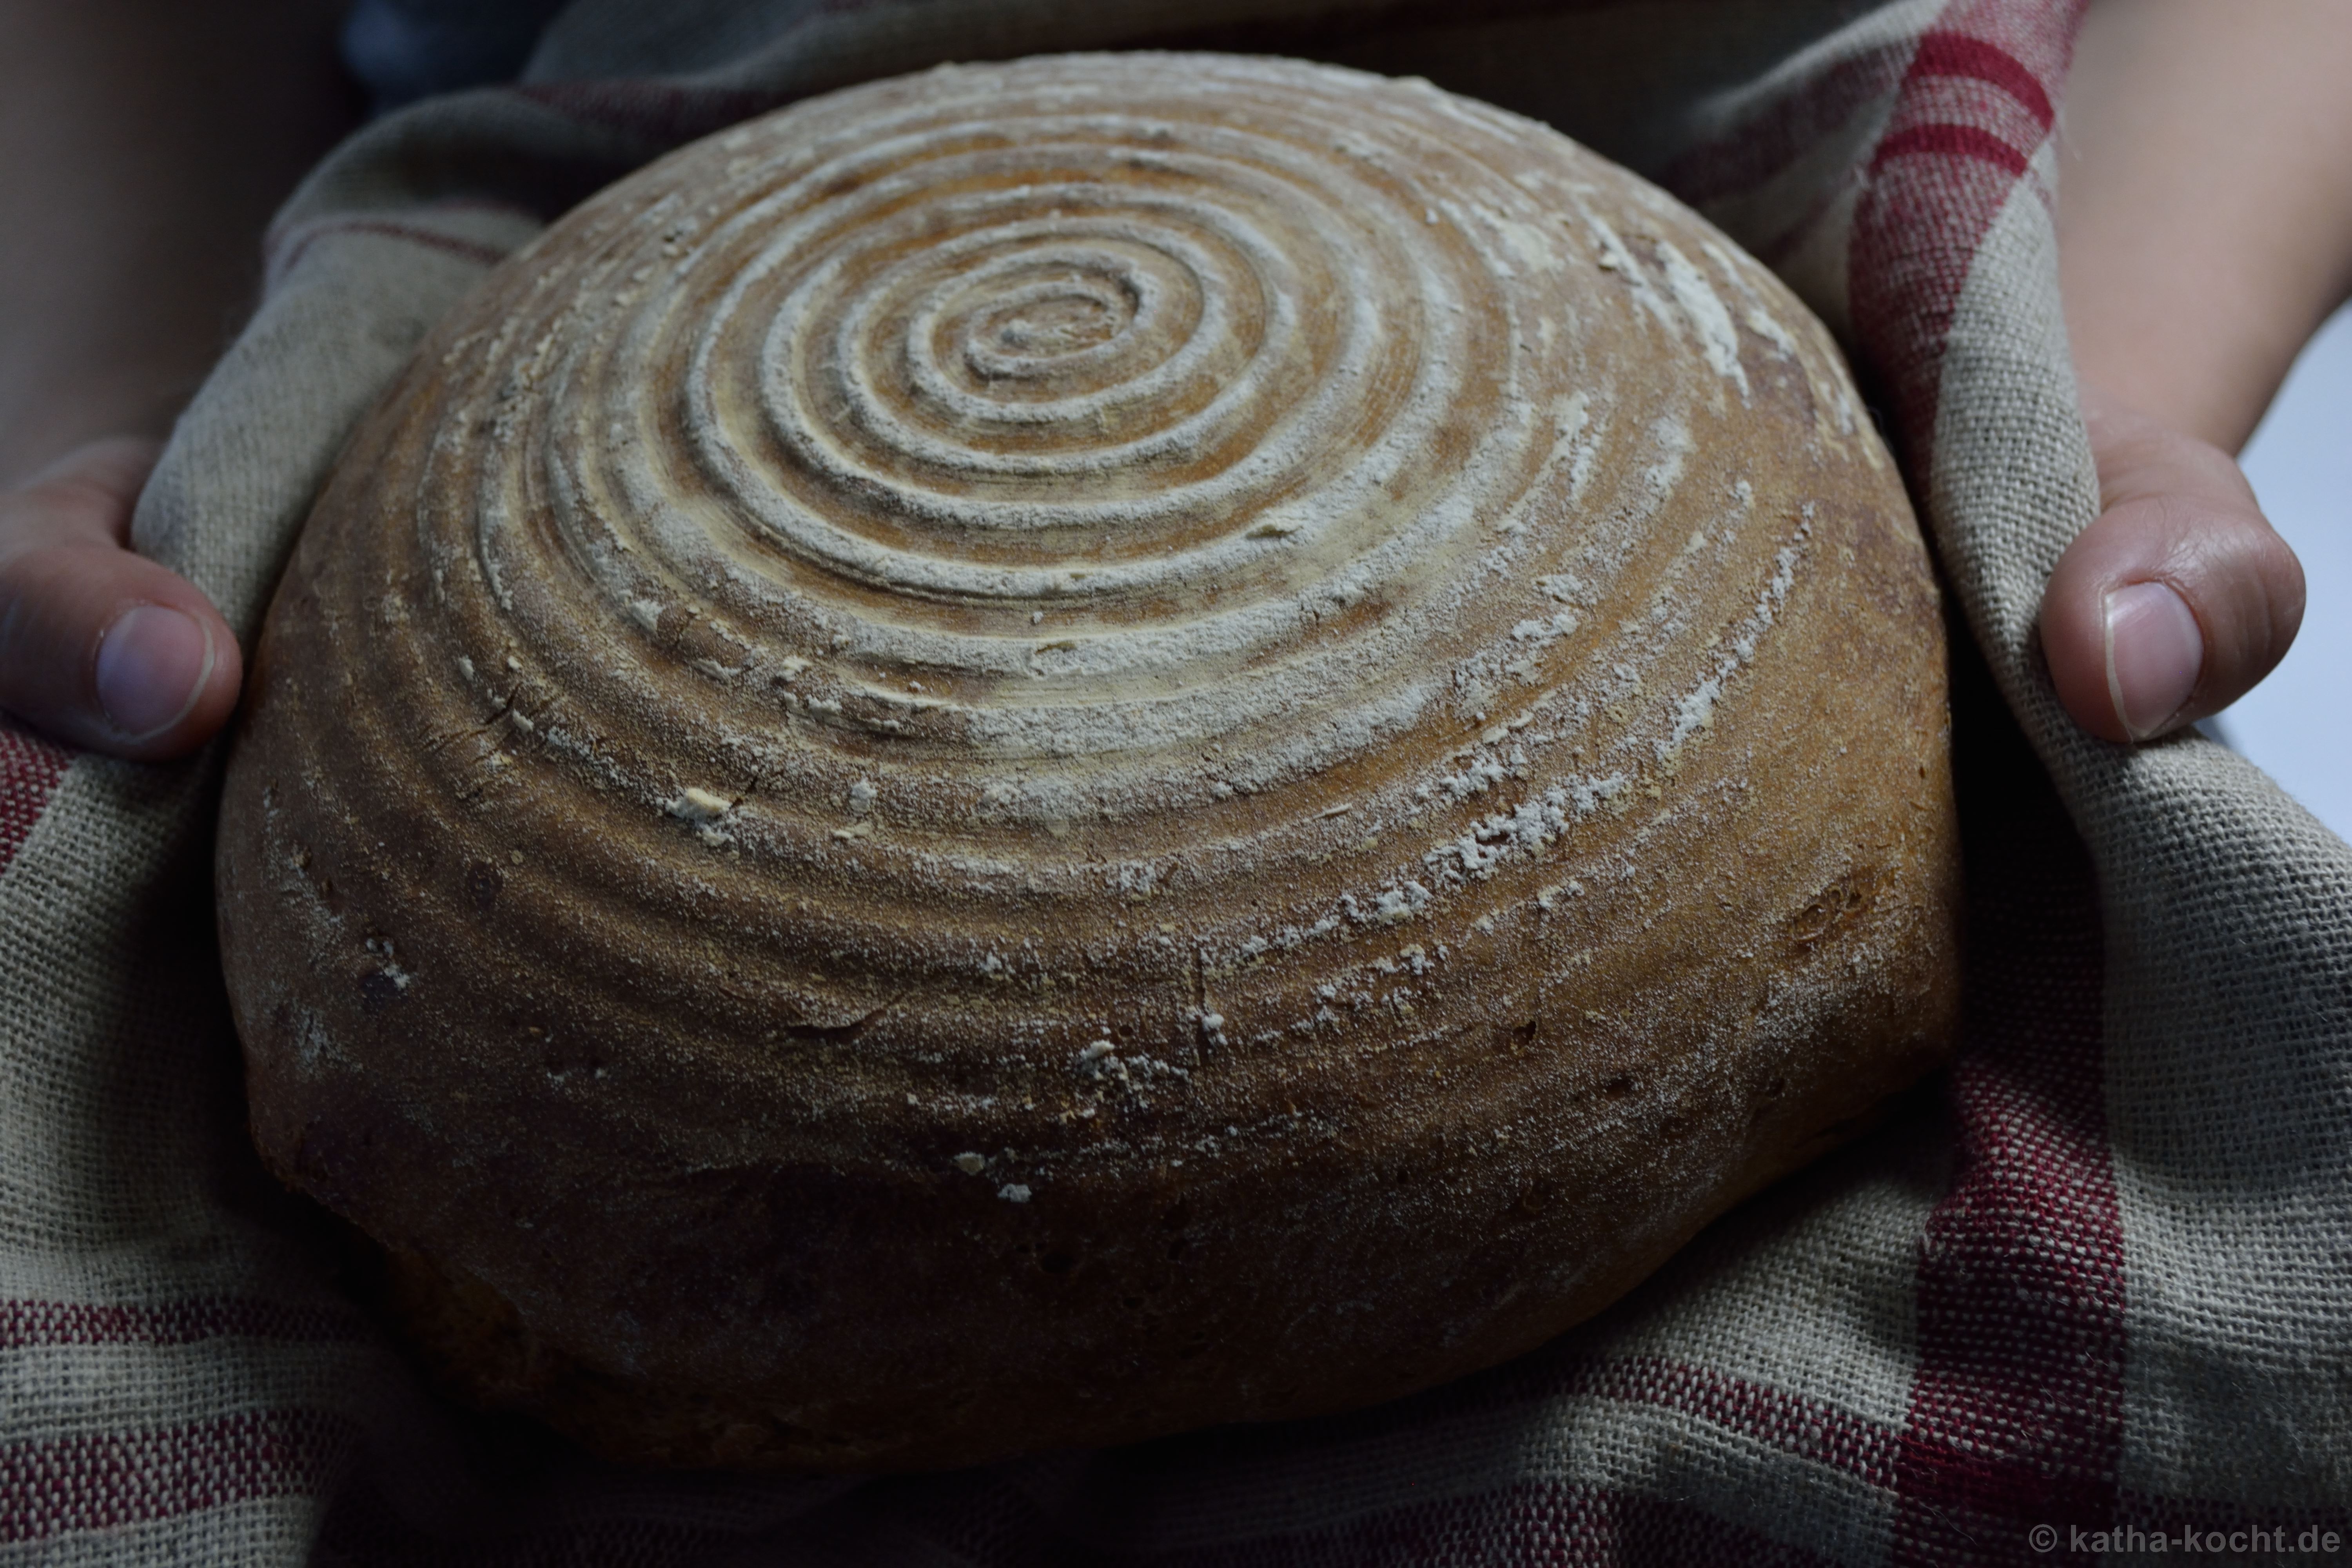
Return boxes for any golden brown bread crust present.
[216,53,1961,1471]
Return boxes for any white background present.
[2221,303,2352,842]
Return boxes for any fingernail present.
[94,605,214,741]
[2103,581,2202,741]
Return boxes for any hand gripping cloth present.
[4,0,2348,1561]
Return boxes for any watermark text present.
[2029,1522,2341,1556]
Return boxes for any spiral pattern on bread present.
[218,54,1961,1470]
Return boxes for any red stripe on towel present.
[0,719,71,878]
[1848,0,2084,468]
[1889,634,2125,1562]
[0,1298,367,1350]
[0,1410,359,1543]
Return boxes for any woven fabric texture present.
[5,0,2349,1561]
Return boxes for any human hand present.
[0,0,354,762]
[0,437,242,759]
[2050,0,2350,746]
[2037,386,2304,745]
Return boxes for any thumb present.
[2039,387,2305,744]
[0,437,244,759]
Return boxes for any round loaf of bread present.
[217,53,1961,1471]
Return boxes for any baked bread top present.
[217,53,1961,1471]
